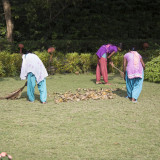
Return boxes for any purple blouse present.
[96,44,118,58]
[124,51,143,79]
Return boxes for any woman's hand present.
[109,61,114,67]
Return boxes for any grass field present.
[0,73,160,160]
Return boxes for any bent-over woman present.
[96,44,121,85]
[20,51,48,104]
[123,48,145,102]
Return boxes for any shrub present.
[79,53,92,73]
[0,61,5,77]
[111,51,125,73]
[52,52,66,73]
[10,53,22,76]
[0,49,160,83]
[0,52,23,76]
[144,55,160,83]
[91,54,98,71]
[64,52,82,73]
[138,49,160,63]
[0,51,12,76]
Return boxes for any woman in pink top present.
[123,48,145,102]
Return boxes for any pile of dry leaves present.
[53,88,116,103]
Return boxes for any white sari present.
[20,53,48,84]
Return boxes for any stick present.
[112,65,124,78]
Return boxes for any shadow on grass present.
[21,91,41,102]
[113,88,127,98]
[90,78,96,84]
[0,78,8,82]
[90,74,125,84]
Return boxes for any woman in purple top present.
[123,48,145,102]
[96,44,121,85]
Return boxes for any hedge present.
[144,55,160,83]
[0,50,160,83]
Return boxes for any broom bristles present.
[0,82,27,100]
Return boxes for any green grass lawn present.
[0,73,160,160]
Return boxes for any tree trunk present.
[2,0,14,42]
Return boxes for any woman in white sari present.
[20,51,48,104]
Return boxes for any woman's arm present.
[123,57,127,80]
[140,58,145,70]
[108,51,116,67]
[107,51,115,59]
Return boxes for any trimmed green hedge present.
[0,51,22,76]
[0,50,160,83]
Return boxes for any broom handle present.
[112,65,124,74]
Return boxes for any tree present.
[2,0,14,42]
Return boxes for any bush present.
[144,55,160,83]
[0,52,23,76]
[79,53,92,73]
[138,49,160,63]
[64,52,81,73]
[0,61,5,77]
[52,52,66,73]
[0,49,160,84]
[110,51,125,73]
[10,53,22,76]
[0,51,12,76]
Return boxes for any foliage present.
[0,52,22,77]
[79,53,92,72]
[0,51,14,76]
[1,0,160,43]
[52,52,66,73]
[0,61,5,77]
[0,39,13,52]
[10,53,22,75]
[110,51,125,73]
[10,39,160,54]
[91,54,98,70]
[139,49,160,63]
[144,55,160,83]
[64,52,81,73]
[0,50,160,84]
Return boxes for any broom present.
[0,81,27,100]
[112,65,124,78]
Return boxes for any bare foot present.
[132,98,137,103]
[132,98,136,101]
